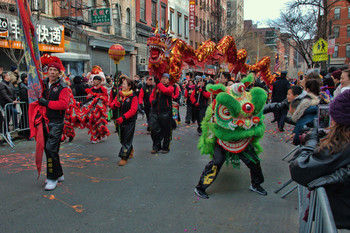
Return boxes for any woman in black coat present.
[289,89,350,230]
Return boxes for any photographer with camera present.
[289,89,350,230]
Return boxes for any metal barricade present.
[0,102,30,148]
[74,96,87,104]
[298,185,338,233]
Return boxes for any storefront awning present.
[54,52,90,61]
[89,37,135,52]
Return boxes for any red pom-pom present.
[237,120,244,127]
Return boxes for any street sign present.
[328,38,335,55]
[312,38,328,62]
[90,8,111,27]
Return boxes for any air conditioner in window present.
[195,26,199,31]
[139,57,146,65]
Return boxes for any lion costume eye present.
[160,38,165,43]
[242,103,254,114]
[218,105,231,121]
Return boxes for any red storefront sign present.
[189,1,195,30]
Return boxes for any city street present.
[0,108,299,233]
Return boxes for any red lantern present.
[108,44,126,64]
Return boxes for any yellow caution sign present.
[312,38,328,62]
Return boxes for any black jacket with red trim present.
[150,83,174,113]
[42,77,70,123]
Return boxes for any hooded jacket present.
[290,93,319,145]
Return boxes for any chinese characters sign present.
[91,8,111,26]
[189,1,195,30]
[0,16,64,53]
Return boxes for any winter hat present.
[162,73,170,79]
[329,89,350,126]
[20,73,27,82]
[47,62,61,72]
[11,66,17,72]
[331,70,342,80]
[93,75,102,81]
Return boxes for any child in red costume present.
[110,77,138,166]
[83,76,110,143]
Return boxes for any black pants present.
[144,106,151,131]
[185,102,193,123]
[277,109,288,130]
[150,111,172,151]
[193,106,207,133]
[118,120,136,159]
[44,122,64,180]
[196,143,264,191]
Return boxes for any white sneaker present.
[45,179,58,191]
[101,136,107,141]
[91,140,98,144]
[45,175,64,184]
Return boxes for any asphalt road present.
[0,107,299,233]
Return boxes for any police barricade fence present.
[74,96,87,104]
[298,185,338,233]
[0,102,30,148]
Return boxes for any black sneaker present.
[194,188,209,199]
[161,149,169,154]
[249,184,268,196]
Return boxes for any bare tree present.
[268,7,318,67]
[0,3,25,67]
[289,0,350,40]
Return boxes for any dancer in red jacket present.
[190,76,211,134]
[110,77,138,166]
[149,73,174,154]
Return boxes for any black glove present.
[38,98,49,107]
[307,164,350,190]
[154,78,160,84]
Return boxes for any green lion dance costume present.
[194,74,268,199]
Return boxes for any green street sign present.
[312,38,328,62]
[91,8,111,26]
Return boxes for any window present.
[348,26,350,37]
[170,10,174,31]
[151,1,157,26]
[348,7,350,19]
[177,13,182,35]
[347,45,350,57]
[333,45,339,58]
[334,8,340,20]
[140,0,146,22]
[126,8,131,38]
[207,20,209,33]
[184,17,188,38]
[203,20,205,34]
[161,5,166,29]
[101,0,110,33]
[114,4,121,36]
[334,26,340,38]
[200,19,202,33]
[195,16,198,27]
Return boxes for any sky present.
[244,0,292,27]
